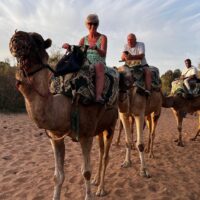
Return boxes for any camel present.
[9,31,118,200]
[117,66,162,177]
[163,95,200,146]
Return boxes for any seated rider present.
[121,33,152,95]
[62,14,107,104]
[180,58,198,94]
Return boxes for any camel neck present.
[19,68,72,131]
[19,69,53,127]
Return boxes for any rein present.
[20,62,56,78]
[19,63,56,98]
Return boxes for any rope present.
[45,130,67,141]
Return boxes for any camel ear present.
[44,39,52,49]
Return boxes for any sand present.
[0,108,200,200]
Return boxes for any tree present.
[0,62,25,112]
[161,69,181,95]
[173,69,181,79]
[48,46,63,68]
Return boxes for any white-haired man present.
[121,33,152,95]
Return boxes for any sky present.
[0,0,200,74]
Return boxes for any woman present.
[63,14,107,104]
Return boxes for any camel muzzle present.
[9,31,32,57]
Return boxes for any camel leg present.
[114,120,123,146]
[191,114,200,141]
[173,110,184,147]
[149,113,160,158]
[114,117,134,148]
[50,138,65,200]
[134,114,150,178]
[79,137,93,200]
[145,115,152,154]
[92,134,104,186]
[190,129,200,141]
[119,112,132,168]
[130,116,135,149]
[96,129,114,196]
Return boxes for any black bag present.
[55,45,87,77]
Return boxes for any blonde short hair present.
[85,14,99,25]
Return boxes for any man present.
[121,33,152,95]
[180,58,197,94]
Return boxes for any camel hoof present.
[53,197,59,200]
[121,160,132,168]
[96,188,107,197]
[140,168,151,178]
[177,141,184,147]
[85,194,94,200]
[53,194,60,200]
[148,153,155,159]
[91,178,99,186]
[190,137,196,141]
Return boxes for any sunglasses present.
[87,22,98,27]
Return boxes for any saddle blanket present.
[171,79,200,97]
[50,65,119,106]
[129,65,161,90]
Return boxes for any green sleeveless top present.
[84,35,106,65]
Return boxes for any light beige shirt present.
[181,66,197,78]
[124,42,147,65]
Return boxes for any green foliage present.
[173,69,181,79]
[0,61,25,112]
[161,69,181,95]
[48,47,63,68]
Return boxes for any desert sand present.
[0,108,200,200]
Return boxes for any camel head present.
[9,31,52,89]
[9,30,52,71]
[117,65,134,91]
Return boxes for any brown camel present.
[163,95,200,146]
[9,31,118,200]
[118,66,162,177]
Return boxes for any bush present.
[0,62,25,112]
[161,69,181,95]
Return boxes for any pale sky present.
[1,0,200,74]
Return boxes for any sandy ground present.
[0,108,200,200]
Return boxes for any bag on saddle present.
[54,46,87,77]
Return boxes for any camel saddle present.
[171,78,200,98]
[50,65,119,106]
[118,64,161,93]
